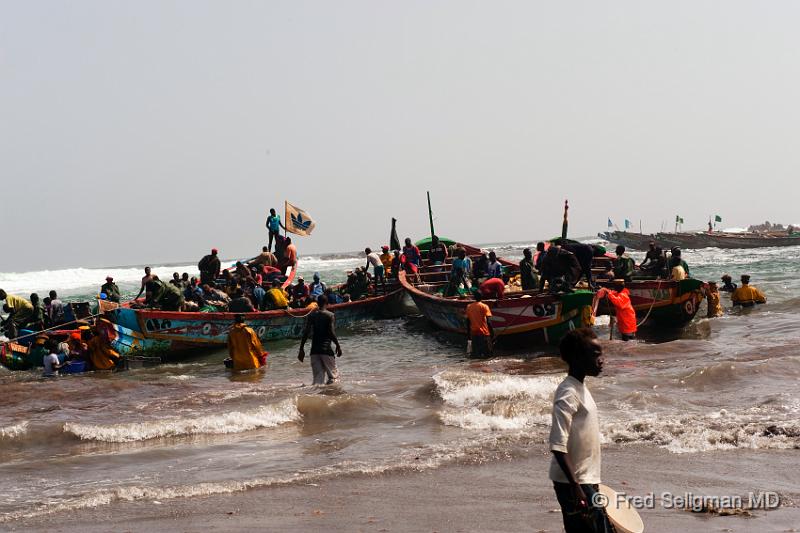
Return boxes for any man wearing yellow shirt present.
[227,314,265,371]
[379,246,393,276]
[0,289,34,334]
[265,279,289,310]
[731,275,767,307]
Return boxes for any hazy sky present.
[3,1,800,271]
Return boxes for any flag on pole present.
[624,219,631,229]
[714,215,722,223]
[676,215,684,224]
[284,201,316,236]
[608,218,613,228]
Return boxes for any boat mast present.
[561,199,569,239]
[427,191,435,240]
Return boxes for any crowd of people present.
[0,288,70,339]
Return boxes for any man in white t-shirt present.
[549,327,613,533]
[42,344,64,377]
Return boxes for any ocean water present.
[1,242,799,523]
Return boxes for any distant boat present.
[598,229,800,250]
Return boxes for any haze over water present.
[1,241,799,524]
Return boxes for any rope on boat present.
[636,279,663,328]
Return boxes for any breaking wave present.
[0,421,29,440]
[64,400,300,442]
[433,369,561,430]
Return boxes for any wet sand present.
[10,446,799,532]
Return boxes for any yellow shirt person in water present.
[731,275,767,307]
[227,314,265,371]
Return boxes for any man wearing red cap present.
[198,248,221,285]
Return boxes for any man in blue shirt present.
[265,208,286,253]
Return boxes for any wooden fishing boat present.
[599,229,800,250]
[100,271,408,355]
[0,328,89,372]
[595,278,706,326]
[399,244,595,345]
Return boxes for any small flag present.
[624,219,631,229]
[714,215,722,223]
[285,201,316,236]
[676,215,684,224]
[608,218,613,228]
[679,217,684,224]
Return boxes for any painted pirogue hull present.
[101,289,407,355]
[596,278,706,326]
[0,342,30,370]
[399,272,595,345]
[599,230,800,250]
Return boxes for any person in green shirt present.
[612,245,636,283]
[100,276,121,303]
[145,280,184,311]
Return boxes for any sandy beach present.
[9,446,798,532]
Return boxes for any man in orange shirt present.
[465,292,495,357]
[282,237,298,274]
[597,282,637,341]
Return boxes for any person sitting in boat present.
[290,277,311,308]
[145,279,184,311]
[309,273,326,299]
[670,262,687,280]
[597,281,637,341]
[234,261,253,284]
[720,274,737,293]
[265,279,290,310]
[198,248,221,286]
[201,283,230,305]
[479,277,506,300]
[402,238,422,269]
[612,245,636,283]
[539,244,581,292]
[249,246,279,270]
[597,263,615,280]
[100,276,121,303]
[379,246,393,276]
[183,277,206,306]
[519,248,540,291]
[227,314,265,371]
[170,272,183,289]
[486,251,503,280]
[87,322,122,371]
[704,282,724,317]
[667,247,691,278]
[639,245,666,277]
[346,268,371,301]
[731,275,767,307]
[229,288,255,313]
[428,235,449,266]
[473,252,490,282]
[325,287,346,305]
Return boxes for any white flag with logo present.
[285,201,316,236]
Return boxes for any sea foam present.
[64,399,299,442]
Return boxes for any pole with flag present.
[624,219,631,230]
[714,214,722,230]
[284,201,316,236]
[608,217,613,229]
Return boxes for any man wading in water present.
[298,294,342,385]
[549,328,614,533]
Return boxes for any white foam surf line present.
[64,400,299,443]
[0,264,197,296]
[433,370,562,408]
[0,421,29,440]
[0,431,540,524]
